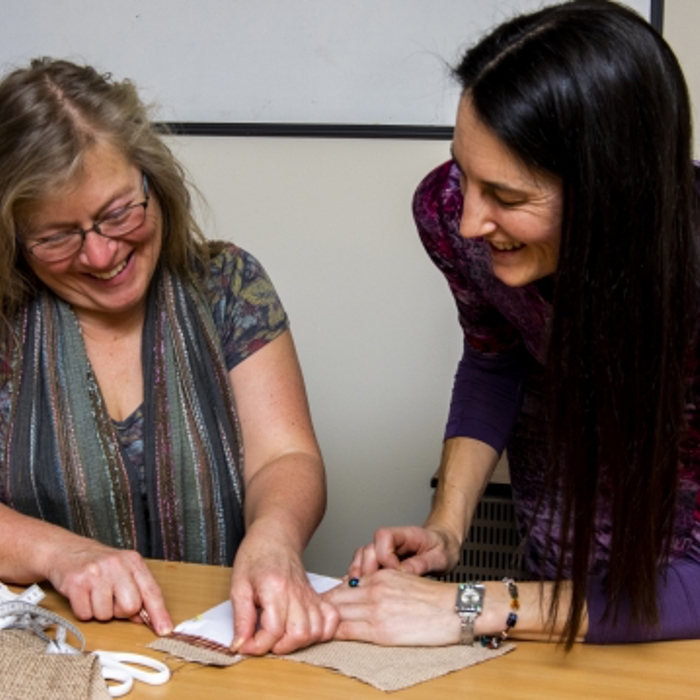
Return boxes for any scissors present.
[93,650,171,697]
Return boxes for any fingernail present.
[158,624,173,636]
[230,637,244,652]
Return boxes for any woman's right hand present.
[44,536,173,635]
[347,524,462,578]
[0,504,172,635]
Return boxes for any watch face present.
[458,585,484,612]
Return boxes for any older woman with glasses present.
[0,58,337,655]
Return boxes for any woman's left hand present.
[230,529,339,655]
[322,569,460,646]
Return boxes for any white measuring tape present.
[0,583,85,653]
[0,582,45,605]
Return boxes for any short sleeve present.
[204,243,289,370]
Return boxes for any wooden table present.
[37,560,699,699]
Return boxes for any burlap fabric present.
[0,629,110,700]
[150,636,514,692]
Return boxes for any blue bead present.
[349,577,360,588]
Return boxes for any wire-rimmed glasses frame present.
[23,173,150,263]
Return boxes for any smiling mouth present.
[89,255,130,281]
[489,240,525,252]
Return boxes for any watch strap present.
[455,582,485,646]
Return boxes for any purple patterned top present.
[0,243,288,499]
[414,160,700,643]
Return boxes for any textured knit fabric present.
[414,160,700,642]
[0,243,288,565]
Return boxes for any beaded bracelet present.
[504,577,520,611]
[479,578,519,649]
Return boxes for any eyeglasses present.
[24,174,150,263]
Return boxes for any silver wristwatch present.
[455,582,485,645]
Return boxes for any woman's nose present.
[459,190,497,239]
[78,229,119,267]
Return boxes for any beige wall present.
[169,136,457,576]
[665,0,700,157]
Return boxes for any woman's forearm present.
[229,331,326,553]
[477,579,587,643]
[243,451,326,552]
[0,502,71,583]
[425,436,499,560]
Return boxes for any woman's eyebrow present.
[450,149,528,196]
[31,183,137,232]
[91,182,140,218]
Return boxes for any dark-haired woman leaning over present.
[325,0,700,647]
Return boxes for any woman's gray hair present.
[0,57,208,320]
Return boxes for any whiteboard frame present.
[162,0,663,139]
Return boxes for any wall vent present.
[435,483,525,583]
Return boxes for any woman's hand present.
[230,529,338,655]
[347,438,500,579]
[44,537,172,635]
[323,569,460,646]
[348,524,462,578]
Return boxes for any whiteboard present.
[3,0,653,127]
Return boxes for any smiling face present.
[20,140,162,328]
[452,97,563,288]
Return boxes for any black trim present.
[158,121,454,140]
[650,0,664,32]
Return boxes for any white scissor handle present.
[94,650,171,697]
[96,658,133,698]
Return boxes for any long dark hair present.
[455,0,699,646]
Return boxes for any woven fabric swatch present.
[150,636,514,691]
[0,630,110,700]
[282,640,514,691]
[150,636,242,667]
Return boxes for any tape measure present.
[0,582,45,606]
[0,582,47,631]
[0,593,85,653]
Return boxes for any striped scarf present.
[5,267,245,565]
